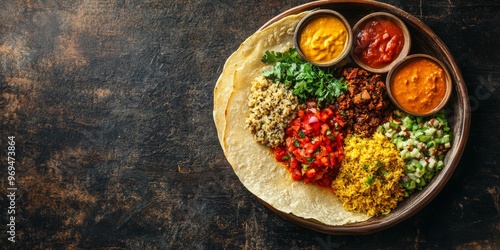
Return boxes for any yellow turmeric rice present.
[332,132,405,216]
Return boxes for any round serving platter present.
[250,0,471,235]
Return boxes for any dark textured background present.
[0,0,498,248]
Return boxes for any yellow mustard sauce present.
[391,58,447,115]
[299,15,347,63]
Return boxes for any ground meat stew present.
[335,68,394,137]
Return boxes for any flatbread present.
[214,12,370,225]
[213,12,305,152]
[214,56,243,153]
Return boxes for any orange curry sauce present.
[390,58,447,115]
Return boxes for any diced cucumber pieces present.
[379,109,453,196]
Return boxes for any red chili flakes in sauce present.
[354,18,404,68]
[273,100,345,187]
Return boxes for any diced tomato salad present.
[273,100,345,187]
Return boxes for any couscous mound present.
[332,132,405,216]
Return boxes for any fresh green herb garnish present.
[381,170,388,177]
[261,48,347,106]
[365,175,375,186]
[298,130,305,138]
[261,49,303,64]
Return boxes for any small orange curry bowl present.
[386,54,453,117]
[351,12,411,73]
[294,9,352,67]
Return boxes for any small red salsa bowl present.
[351,12,411,73]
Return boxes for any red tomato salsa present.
[273,100,345,187]
[354,18,404,68]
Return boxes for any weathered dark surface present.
[0,0,498,248]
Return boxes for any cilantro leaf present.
[261,48,347,106]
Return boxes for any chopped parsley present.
[261,48,347,106]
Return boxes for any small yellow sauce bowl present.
[294,10,352,67]
[386,54,453,117]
